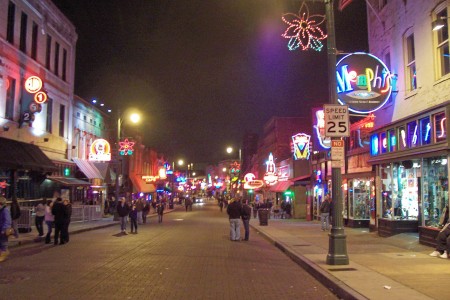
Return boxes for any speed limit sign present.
[323,104,350,137]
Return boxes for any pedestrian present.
[320,195,331,231]
[44,200,54,244]
[0,197,12,262]
[185,198,190,212]
[227,198,242,241]
[142,200,150,224]
[52,197,66,245]
[152,200,157,213]
[34,198,46,237]
[219,199,224,212]
[61,199,72,243]
[117,197,130,234]
[136,198,144,224]
[129,201,138,234]
[285,202,292,219]
[157,202,165,223]
[430,222,450,259]
[241,199,252,241]
[10,198,21,238]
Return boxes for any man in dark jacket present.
[10,198,21,238]
[241,200,252,241]
[117,197,130,234]
[52,197,66,245]
[227,198,242,241]
[61,199,72,243]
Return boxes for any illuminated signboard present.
[243,173,264,190]
[263,153,278,186]
[313,109,331,150]
[158,168,167,179]
[336,52,392,114]
[89,139,111,161]
[142,175,159,182]
[230,161,240,174]
[24,76,42,93]
[292,133,311,160]
[34,91,48,104]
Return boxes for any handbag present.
[5,227,14,237]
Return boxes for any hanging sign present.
[263,153,278,186]
[292,133,311,160]
[336,52,392,114]
[34,91,48,104]
[89,139,111,161]
[24,76,42,93]
[119,138,135,156]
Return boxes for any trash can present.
[258,208,270,226]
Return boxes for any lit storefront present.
[369,103,449,243]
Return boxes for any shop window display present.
[422,157,449,228]
[381,163,419,220]
[348,178,372,220]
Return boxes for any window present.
[435,8,450,78]
[59,104,65,137]
[31,22,38,60]
[54,42,60,76]
[6,1,15,44]
[76,112,80,118]
[19,12,27,52]
[434,112,447,143]
[45,35,52,69]
[62,49,67,81]
[5,77,16,120]
[405,32,417,91]
[383,50,394,104]
[420,116,431,145]
[46,99,53,133]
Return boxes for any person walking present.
[241,199,252,241]
[320,195,332,231]
[142,200,150,224]
[61,199,72,243]
[52,197,66,245]
[10,198,21,238]
[0,197,12,262]
[117,197,130,234]
[129,201,138,234]
[219,198,224,212]
[227,198,242,241]
[157,202,165,223]
[44,200,54,244]
[34,199,46,237]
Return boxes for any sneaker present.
[439,251,448,259]
[430,251,441,257]
[124,231,129,235]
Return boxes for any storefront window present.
[343,179,348,219]
[434,112,446,143]
[419,116,431,145]
[348,178,371,220]
[380,132,387,153]
[388,129,396,152]
[398,126,407,150]
[422,157,449,228]
[407,121,418,148]
[381,162,419,220]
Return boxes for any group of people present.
[226,198,252,241]
[0,196,72,263]
[117,197,165,234]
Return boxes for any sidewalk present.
[8,208,172,248]
[249,217,447,300]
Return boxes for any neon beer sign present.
[336,52,392,114]
[292,133,311,160]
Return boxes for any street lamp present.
[226,146,241,162]
[115,110,141,210]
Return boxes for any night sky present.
[50,0,368,164]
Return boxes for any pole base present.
[326,228,349,265]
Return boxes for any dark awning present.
[48,177,91,186]
[0,137,56,172]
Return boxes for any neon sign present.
[313,109,331,149]
[89,139,111,161]
[263,153,278,186]
[142,175,159,182]
[119,138,135,156]
[336,52,392,114]
[292,133,311,160]
[25,76,42,93]
[34,91,48,104]
[243,173,264,189]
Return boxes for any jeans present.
[12,219,19,238]
[45,221,53,243]
[242,219,250,240]
[158,213,163,223]
[321,213,330,230]
[120,216,127,231]
[130,218,137,232]
[0,234,8,252]
[229,218,240,241]
[137,211,143,224]
[54,221,64,244]
[35,216,45,236]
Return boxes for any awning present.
[0,137,57,172]
[48,177,91,186]
[130,175,156,193]
[72,158,103,179]
[269,180,292,192]
[93,162,112,183]
[290,175,311,182]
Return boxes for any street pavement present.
[1,201,336,300]
[2,201,447,300]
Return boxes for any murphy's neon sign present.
[336,52,392,114]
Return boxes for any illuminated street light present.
[226,147,233,154]
[178,159,184,166]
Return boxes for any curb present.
[250,223,367,300]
